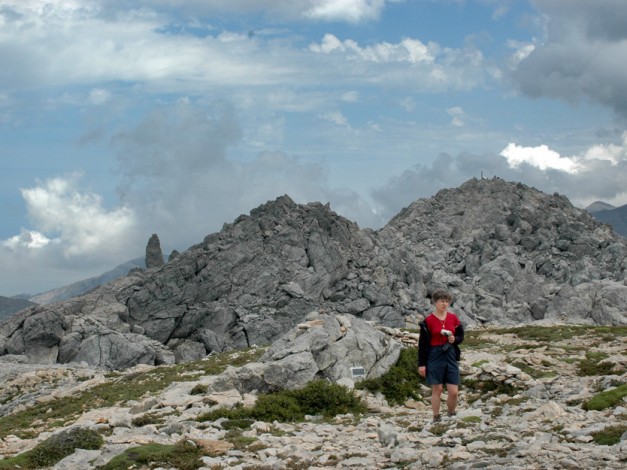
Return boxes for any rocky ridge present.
[0,316,625,469]
[1,178,626,370]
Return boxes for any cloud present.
[16,173,137,257]
[321,110,350,126]
[371,135,627,221]
[500,143,580,173]
[310,34,434,64]
[93,0,392,23]
[88,88,112,105]
[447,107,466,127]
[305,0,386,23]
[512,0,627,120]
[0,1,491,105]
[2,230,51,250]
[0,173,139,294]
[0,101,383,295]
[112,101,381,250]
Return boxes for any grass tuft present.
[582,384,627,411]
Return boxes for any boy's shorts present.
[426,345,460,385]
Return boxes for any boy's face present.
[434,298,450,313]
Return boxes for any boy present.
[418,289,464,422]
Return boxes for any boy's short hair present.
[431,289,452,303]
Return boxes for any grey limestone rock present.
[1,179,626,370]
[206,311,402,394]
[145,233,165,268]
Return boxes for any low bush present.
[590,424,627,446]
[131,413,163,427]
[582,384,627,411]
[198,379,367,425]
[0,427,103,469]
[97,439,203,470]
[355,347,422,405]
[577,351,614,377]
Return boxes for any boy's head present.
[431,289,452,304]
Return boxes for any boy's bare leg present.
[446,384,459,415]
[431,384,444,416]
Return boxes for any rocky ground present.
[0,324,626,469]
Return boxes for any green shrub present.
[131,414,163,427]
[577,351,614,377]
[197,380,366,425]
[97,439,203,470]
[355,347,422,405]
[582,384,627,411]
[190,384,208,395]
[0,427,103,469]
[252,393,304,422]
[590,424,627,446]
[290,379,366,417]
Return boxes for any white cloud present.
[341,91,360,102]
[581,131,627,165]
[88,88,112,105]
[322,110,350,126]
[500,143,580,173]
[447,107,465,127]
[2,230,52,250]
[310,33,434,64]
[399,97,415,112]
[305,0,385,23]
[506,39,535,68]
[18,174,136,257]
[0,173,140,294]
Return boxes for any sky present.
[1,0,627,297]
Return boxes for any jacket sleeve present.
[453,321,464,362]
[417,321,430,367]
[454,321,464,345]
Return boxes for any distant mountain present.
[28,257,146,305]
[585,201,615,213]
[0,296,37,322]
[590,204,627,238]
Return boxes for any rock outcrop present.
[203,311,402,394]
[145,233,165,268]
[1,178,626,370]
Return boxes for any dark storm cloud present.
[512,0,627,120]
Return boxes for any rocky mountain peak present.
[1,178,626,371]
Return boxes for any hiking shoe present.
[447,412,457,418]
[433,415,441,423]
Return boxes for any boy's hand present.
[418,366,426,377]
